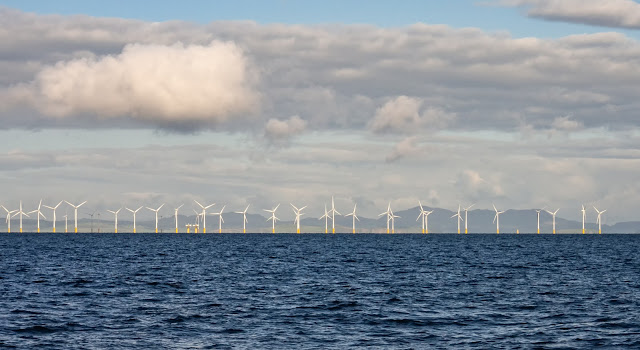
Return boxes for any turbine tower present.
[329,197,341,234]
[545,208,560,234]
[194,200,215,233]
[63,213,68,233]
[344,204,359,234]
[27,199,46,233]
[107,208,122,233]
[1,206,16,233]
[424,210,433,234]
[450,204,463,234]
[493,204,505,234]
[319,204,329,234]
[264,204,280,233]
[211,205,226,233]
[463,203,475,234]
[594,206,607,234]
[391,211,400,234]
[44,201,63,233]
[535,208,545,234]
[65,200,87,233]
[581,204,586,234]
[126,206,143,233]
[379,203,393,234]
[174,204,183,233]
[192,209,201,233]
[146,204,165,233]
[235,205,250,233]
[291,204,306,234]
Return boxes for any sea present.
[1,233,639,349]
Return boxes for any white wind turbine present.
[12,201,30,233]
[329,196,341,234]
[594,206,607,235]
[417,201,427,234]
[545,208,560,234]
[344,204,359,234]
[27,199,46,233]
[107,208,122,233]
[211,205,226,233]
[581,204,586,234]
[146,204,165,233]
[291,204,306,234]
[379,203,393,234]
[535,207,545,234]
[319,204,330,234]
[424,210,434,234]
[65,200,87,233]
[126,206,143,233]
[194,200,215,233]
[1,206,16,233]
[174,204,184,233]
[463,204,474,234]
[235,205,250,233]
[391,210,400,234]
[450,204,463,234]
[492,204,505,234]
[44,201,63,233]
[264,204,280,233]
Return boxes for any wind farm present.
[0,198,624,234]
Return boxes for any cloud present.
[264,115,307,143]
[9,40,260,131]
[385,136,420,162]
[369,96,454,134]
[551,115,583,131]
[497,0,640,29]
[454,170,505,201]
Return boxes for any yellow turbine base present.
[53,227,56,233]
[75,227,77,233]
[243,229,246,234]
[425,229,428,234]
[392,229,395,234]
[582,229,585,234]
[599,230,602,234]
[386,229,389,234]
[203,228,206,234]
[497,230,499,234]
[20,228,22,233]
[133,228,136,233]
[332,228,335,234]
[352,229,355,234]
[297,228,300,234]
[272,228,275,234]
[115,229,117,234]
[553,229,556,234]
[219,229,222,234]
[422,229,425,234]
[37,228,40,233]
[176,228,178,233]
[465,228,468,234]
[537,229,540,234]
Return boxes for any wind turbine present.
[329,196,341,234]
[173,204,183,233]
[235,205,250,233]
[126,206,143,233]
[391,211,400,234]
[291,204,306,234]
[581,204,586,234]
[319,204,329,234]
[43,201,63,233]
[535,208,545,234]
[417,201,428,234]
[493,204,505,234]
[379,203,393,234]
[1,206,16,233]
[545,208,560,234]
[594,206,607,234]
[194,200,215,233]
[65,200,87,233]
[193,209,201,233]
[107,208,122,233]
[463,203,475,234]
[344,204,359,234]
[450,204,463,234]
[11,201,30,233]
[211,205,226,233]
[146,204,165,233]
[63,213,68,233]
[424,210,433,234]
[264,204,280,233]
[27,199,46,233]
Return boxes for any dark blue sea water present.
[1,233,639,349]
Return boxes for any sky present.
[1,0,640,224]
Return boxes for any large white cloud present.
[10,40,260,130]
[498,0,640,29]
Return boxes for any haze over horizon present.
[2,0,640,224]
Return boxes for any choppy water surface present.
[1,233,639,349]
